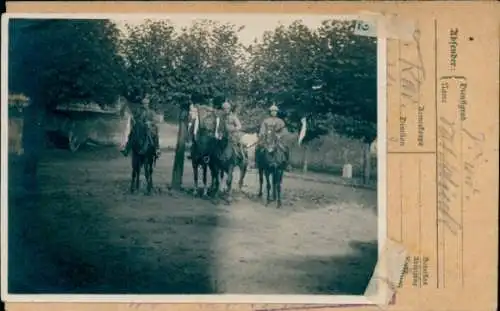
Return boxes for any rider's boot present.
[121,141,130,157]
[154,135,161,158]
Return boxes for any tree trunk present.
[22,103,45,191]
[171,108,189,190]
[302,145,309,174]
[362,142,371,184]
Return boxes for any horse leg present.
[135,156,142,191]
[149,159,154,193]
[265,170,272,205]
[130,154,138,193]
[202,163,208,197]
[258,167,264,197]
[275,168,284,208]
[219,169,225,193]
[144,159,152,195]
[226,165,234,197]
[272,167,278,201]
[238,161,248,190]
[193,161,199,196]
[210,164,220,197]
[148,153,155,194]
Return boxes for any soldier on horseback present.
[120,95,161,158]
[220,101,247,161]
[258,103,290,164]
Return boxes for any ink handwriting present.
[392,28,426,147]
[439,76,484,201]
[437,116,462,235]
[462,128,485,200]
[400,29,426,104]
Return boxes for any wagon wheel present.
[68,132,82,152]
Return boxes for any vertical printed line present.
[400,158,403,242]
[418,158,422,288]
[434,18,440,289]
[460,77,465,288]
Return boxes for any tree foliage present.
[245,20,377,142]
[9,19,126,109]
[9,18,377,142]
[121,20,245,111]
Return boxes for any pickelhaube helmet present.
[141,94,150,105]
[269,104,279,111]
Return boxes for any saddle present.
[133,121,158,155]
[194,105,219,140]
[259,126,287,152]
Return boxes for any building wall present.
[44,111,132,150]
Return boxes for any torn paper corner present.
[363,239,408,306]
[354,11,416,42]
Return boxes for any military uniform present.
[258,105,290,165]
[186,105,198,160]
[224,112,243,139]
[220,102,247,161]
[121,101,160,157]
[259,116,286,137]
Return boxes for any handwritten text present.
[397,29,426,147]
[437,116,462,235]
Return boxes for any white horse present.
[240,132,259,168]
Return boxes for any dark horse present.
[190,107,220,197]
[129,121,159,194]
[255,129,288,207]
[190,127,219,197]
[255,118,307,208]
[213,116,249,199]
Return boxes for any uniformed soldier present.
[220,101,247,161]
[258,103,290,164]
[186,102,198,160]
[121,95,160,157]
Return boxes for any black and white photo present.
[2,13,385,304]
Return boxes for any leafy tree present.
[121,19,245,188]
[8,17,378,187]
[8,19,127,185]
[243,19,377,182]
[9,19,126,109]
[245,19,377,144]
[120,19,179,110]
[315,20,377,143]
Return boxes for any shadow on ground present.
[7,147,377,295]
[271,240,378,295]
[8,154,216,294]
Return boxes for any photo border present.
[1,12,387,305]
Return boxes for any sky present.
[112,13,356,46]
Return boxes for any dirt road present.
[8,147,378,295]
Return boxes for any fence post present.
[363,142,371,184]
[302,145,308,174]
[171,105,189,190]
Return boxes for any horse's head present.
[192,112,219,159]
[129,120,156,153]
[256,125,288,168]
[214,115,231,146]
[261,125,281,154]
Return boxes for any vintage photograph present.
[2,13,382,302]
